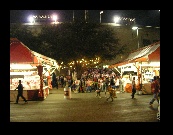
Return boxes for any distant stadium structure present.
[29,15,58,23]
[114,17,135,25]
[29,13,135,25]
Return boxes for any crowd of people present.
[53,68,125,96]
[53,69,160,121]
[14,68,160,121]
[51,68,160,103]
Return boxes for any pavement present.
[10,87,160,122]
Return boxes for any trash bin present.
[64,87,71,99]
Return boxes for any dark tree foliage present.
[37,21,124,78]
[10,24,41,52]
[38,21,122,64]
[10,21,127,78]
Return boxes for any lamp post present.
[114,16,120,24]
[73,10,74,22]
[100,11,103,23]
[28,15,35,23]
[52,15,58,23]
[132,26,139,49]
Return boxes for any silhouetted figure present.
[52,72,58,89]
[14,80,28,104]
[131,77,136,99]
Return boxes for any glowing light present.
[132,26,139,48]
[114,16,120,24]
[132,26,138,30]
[52,15,58,22]
[28,15,35,23]
[10,64,37,70]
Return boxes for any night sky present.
[10,10,160,26]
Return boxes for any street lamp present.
[28,15,35,23]
[114,16,120,24]
[52,15,58,23]
[100,11,103,23]
[73,10,74,22]
[132,26,139,49]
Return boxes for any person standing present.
[52,72,58,89]
[86,79,92,93]
[149,76,160,105]
[14,80,28,104]
[60,76,65,88]
[79,78,85,93]
[131,77,136,99]
[110,76,115,89]
[95,83,101,98]
[119,76,125,93]
[104,77,109,97]
[115,76,120,91]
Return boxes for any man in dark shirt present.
[131,77,136,99]
[14,80,28,104]
[149,76,160,105]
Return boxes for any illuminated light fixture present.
[146,26,152,28]
[142,62,160,67]
[28,15,35,23]
[113,16,120,25]
[52,15,58,23]
[10,64,37,70]
[10,72,34,75]
[132,26,139,49]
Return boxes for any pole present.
[132,26,139,49]
[73,10,74,22]
[100,11,103,23]
[137,28,139,48]
[37,65,44,100]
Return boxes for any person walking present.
[14,80,28,104]
[95,89,101,98]
[106,85,114,102]
[149,76,160,105]
[95,83,101,98]
[131,77,136,99]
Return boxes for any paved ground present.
[10,88,160,122]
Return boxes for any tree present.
[10,24,41,52]
[37,21,125,78]
[10,22,129,79]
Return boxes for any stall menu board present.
[10,75,24,79]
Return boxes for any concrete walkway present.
[10,88,159,122]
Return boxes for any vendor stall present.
[10,38,59,101]
[109,41,160,94]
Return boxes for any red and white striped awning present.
[125,42,160,62]
[109,41,160,68]
[10,38,58,67]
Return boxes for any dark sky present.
[10,10,160,26]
